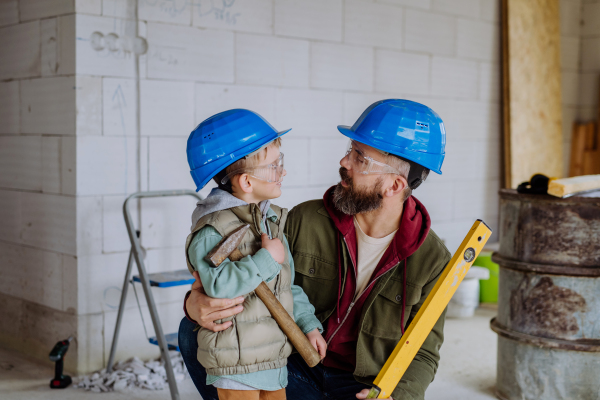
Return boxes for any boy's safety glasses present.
[344,140,401,176]
[221,153,285,184]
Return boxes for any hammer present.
[205,224,322,368]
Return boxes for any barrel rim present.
[490,318,600,352]
[499,188,600,203]
[491,253,600,277]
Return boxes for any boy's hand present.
[305,328,327,359]
[261,233,285,264]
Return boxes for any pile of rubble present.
[75,352,187,392]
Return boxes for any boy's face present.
[248,144,286,202]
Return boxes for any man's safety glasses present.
[221,153,285,184]
[344,141,401,176]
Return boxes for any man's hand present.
[186,271,245,332]
[261,233,285,264]
[305,328,327,359]
[356,389,394,399]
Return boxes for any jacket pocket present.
[362,279,422,340]
[293,253,338,318]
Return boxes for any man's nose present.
[340,153,350,169]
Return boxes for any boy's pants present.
[217,388,286,400]
[179,317,371,400]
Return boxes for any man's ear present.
[384,175,408,198]
[236,173,253,194]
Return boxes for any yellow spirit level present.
[367,219,492,399]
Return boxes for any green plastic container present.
[474,251,499,303]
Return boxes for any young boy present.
[184,109,326,400]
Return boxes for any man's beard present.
[332,167,384,215]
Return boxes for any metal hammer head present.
[204,224,250,268]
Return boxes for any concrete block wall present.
[0,0,80,371]
[2,0,587,374]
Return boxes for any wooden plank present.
[504,0,563,188]
[501,0,511,188]
[548,175,600,198]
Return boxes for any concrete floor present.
[1,307,498,400]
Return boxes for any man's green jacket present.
[284,191,451,400]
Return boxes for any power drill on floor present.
[49,336,73,389]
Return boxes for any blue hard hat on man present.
[187,109,290,192]
[338,99,446,189]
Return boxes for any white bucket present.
[446,266,490,318]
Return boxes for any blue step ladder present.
[106,190,202,400]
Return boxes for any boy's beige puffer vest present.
[185,204,294,376]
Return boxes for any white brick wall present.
[195,83,276,122]
[20,192,77,255]
[562,0,583,36]
[0,21,41,79]
[457,19,499,61]
[193,0,273,34]
[431,56,479,99]
[41,16,76,77]
[148,137,193,191]
[140,79,195,137]
[404,9,455,56]
[20,77,76,134]
[147,23,234,82]
[77,136,148,195]
[0,82,19,134]
[0,190,22,244]
[344,1,403,49]
[432,0,480,18]
[0,136,42,191]
[274,0,343,41]
[138,0,192,25]
[236,34,310,88]
[0,0,19,27]
[103,78,137,136]
[311,42,374,91]
[274,88,345,138]
[19,0,74,21]
[375,50,430,95]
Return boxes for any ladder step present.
[148,333,180,352]
[132,269,195,287]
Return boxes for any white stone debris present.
[75,351,186,392]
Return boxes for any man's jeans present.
[179,317,370,399]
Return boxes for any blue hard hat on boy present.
[187,109,290,192]
[337,99,446,188]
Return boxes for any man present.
[179,99,451,399]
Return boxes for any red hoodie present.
[321,186,431,372]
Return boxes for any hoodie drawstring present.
[401,260,407,335]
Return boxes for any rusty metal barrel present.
[491,189,600,400]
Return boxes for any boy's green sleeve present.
[283,236,323,335]
[189,226,282,299]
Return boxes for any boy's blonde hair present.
[214,138,282,191]
[226,137,282,175]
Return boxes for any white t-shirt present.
[353,217,397,299]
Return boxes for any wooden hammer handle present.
[254,281,322,368]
